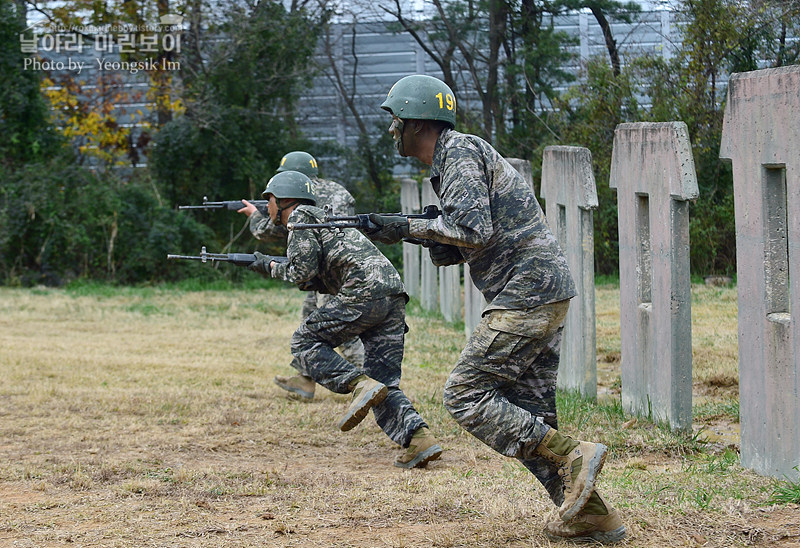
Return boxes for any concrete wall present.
[400,178,421,300]
[720,66,800,480]
[610,122,698,431]
[419,179,439,312]
[541,146,598,399]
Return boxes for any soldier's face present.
[267,195,279,223]
[388,116,406,156]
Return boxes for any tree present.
[150,0,320,249]
[0,0,62,169]
[22,0,188,167]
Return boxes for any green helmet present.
[381,74,456,128]
[276,151,319,178]
[262,170,317,205]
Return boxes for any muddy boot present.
[337,376,387,432]
[532,428,607,521]
[273,374,315,400]
[394,427,443,469]
[544,491,626,544]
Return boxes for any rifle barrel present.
[178,204,225,210]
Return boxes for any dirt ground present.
[1,286,798,547]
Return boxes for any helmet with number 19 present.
[261,170,317,205]
[380,75,456,129]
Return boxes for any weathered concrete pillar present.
[419,179,461,321]
[400,178,421,300]
[720,66,800,480]
[541,146,598,399]
[420,179,439,312]
[464,158,533,335]
[610,122,698,431]
[439,261,461,322]
[464,263,487,336]
[507,158,535,193]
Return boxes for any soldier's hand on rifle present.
[429,244,463,267]
[237,199,258,217]
[248,251,280,276]
[365,214,410,245]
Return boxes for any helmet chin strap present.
[392,118,406,157]
[274,199,299,226]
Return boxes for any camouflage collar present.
[430,127,454,186]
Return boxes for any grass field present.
[1,281,798,547]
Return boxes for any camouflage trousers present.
[291,294,426,448]
[290,291,366,372]
[443,299,571,506]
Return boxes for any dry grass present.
[0,282,795,547]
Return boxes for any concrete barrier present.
[610,122,698,431]
[720,66,800,480]
[400,178,421,300]
[541,146,598,399]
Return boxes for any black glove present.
[429,244,463,267]
[248,251,284,277]
[365,214,410,244]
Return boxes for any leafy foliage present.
[0,2,62,168]
[0,162,212,285]
[151,1,320,242]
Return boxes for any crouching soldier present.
[248,170,443,469]
[237,151,365,400]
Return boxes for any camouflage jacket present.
[408,128,576,312]
[249,177,356,242]
[271,205,405,303]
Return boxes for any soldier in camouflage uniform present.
[248,170,443,469]
[237,151,365,400]
[369,75,626,543]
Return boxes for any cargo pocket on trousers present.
[484,329,526,364]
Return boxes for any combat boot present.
[338,376,387,431]
[544,491,626,544]
[532,428,607,521]
[394,427,443,469]
[273,374,315,400]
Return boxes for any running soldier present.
[237,151,365,400]
[367,74,625,542]
[248,170,443,469]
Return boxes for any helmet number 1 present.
[436,92,455,111]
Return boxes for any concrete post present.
[507,158,535,193]
[419,179,461,321]
[720,66,800,480]
[610,122,698,431]
[463,263,487,336]
[400,178,421,300]
[420,179,439,312]
[541,146,598,399]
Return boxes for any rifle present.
[167,246,288,267]
[178,196,269,214]
[286,204,442,247]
